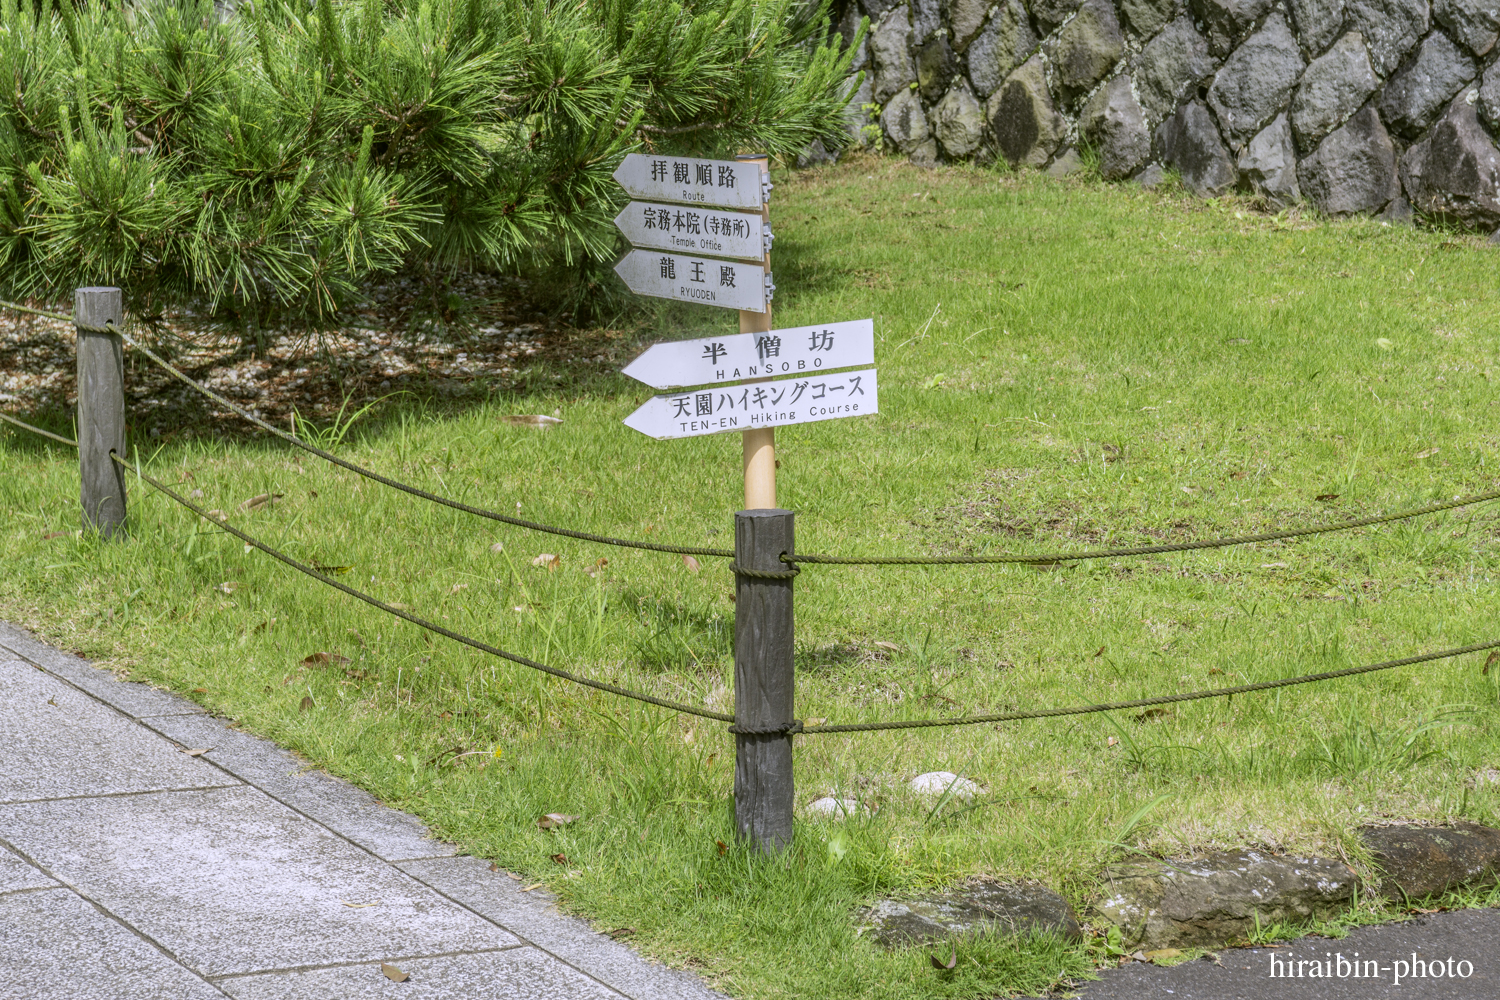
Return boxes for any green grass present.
[8,153,1500,997]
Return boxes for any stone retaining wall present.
[826,0,1500,229]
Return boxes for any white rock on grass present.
[803,797,863,820]
[909,771,982,799]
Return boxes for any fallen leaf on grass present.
[303,651,351,667]
[41,530,67,540]
[550,853,568,865]
[1415,447,1440,460]
[449,583,469,594]
[1375,337,1395,351]
[380,963,409,983]
[193,688,208,694]
[873,641,901,652]
[538,813,579,831]
[607,927,636,939]
[299,695,315,713]
[1485,650,1500,676]
[583,557,608,577]
[682,555,701,573]
[239,492,283,512]
[204,509,228,521]
[716,840,728,856]
[1135,708,1170,722]
[503,414,563,427]
[341,900,380,908]
[1144,949,1184,964]
[489,541,505,553]
[803,718,826,727]
[1228,470,1246,480]
[1315,493,1340,502]
[178,748,213,757]
[1260,562,1288,569]
[1094,645,1105,658]
[1106,736,1119,747]
[216,582,239,594]
[930,948,957,971]
[531,553,560,571]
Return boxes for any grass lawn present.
[8,153,1500,997]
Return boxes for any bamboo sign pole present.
[737,154,775,511]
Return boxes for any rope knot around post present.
[728,720,804,735]
[729,561,799,580]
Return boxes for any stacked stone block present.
[825,0,1500,229]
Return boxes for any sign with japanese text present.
[614,250,769,313]
[612,153,767,210]
[623,369,879,440]
[614,201,769,261]
[622,319,874,390]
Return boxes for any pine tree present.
[0,0,864,326]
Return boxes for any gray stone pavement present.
[1058,906,1500,998]
[0,622,723,1000]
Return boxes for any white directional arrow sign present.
[614,250,769,313]
[622,319,874,390]
[614,201,769,261]
[612,153,767,210]
[623,369,878,440]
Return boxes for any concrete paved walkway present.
[0,622,722,1000]
[1064,906,1500,998]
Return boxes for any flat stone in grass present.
[909,770,982,798]
[862,882,1082,947]
[1091,851,1358,950]
[1361,822,1500,899]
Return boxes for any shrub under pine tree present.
[0,0,862,330]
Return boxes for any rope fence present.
[5,406,1488,739]
[3,346,1492,737]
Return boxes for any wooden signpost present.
[612,201,770,261]
[622,319,874,390]
[611,152,879,853]
[613,250,771,313]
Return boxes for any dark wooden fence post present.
[733,508,796,852]
[76,287,126,538]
